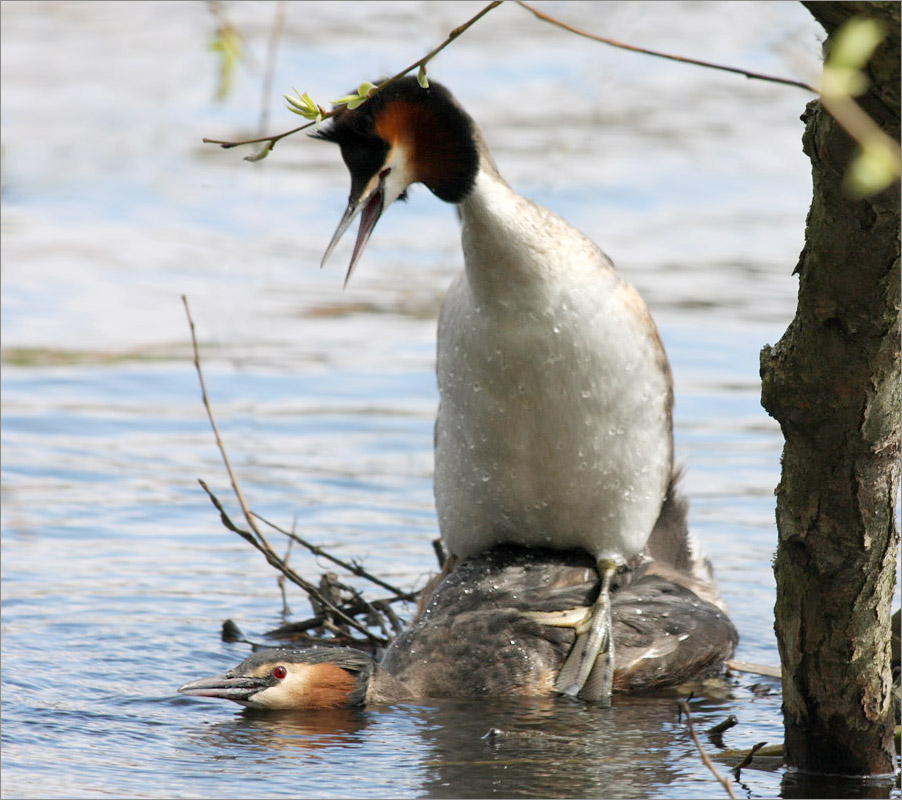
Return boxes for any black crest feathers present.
[313,77,479,204]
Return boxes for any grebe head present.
[178,647,373,709]
[313,76,479,283]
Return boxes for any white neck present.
[458,155,617,309]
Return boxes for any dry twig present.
[196,478,385,644]
[515,1,817,93]
[678,698,738,800]
[252,510,416,600]
[725,659,781,679]
[183,295,389,645]
[256,0,286,136]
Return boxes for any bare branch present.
[515,1,818,94]
[252,510,417,600]
[197,479,386,644]
[182,295,263,541]
[183,295,388,645]
[678,699,738,800]
[257,0,287,136]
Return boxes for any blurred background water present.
[4,2,893,798]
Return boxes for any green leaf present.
[844,139,901,198]
[284,89,321,119]
[333,81,379,110]
[209,23,243,102]
[417,65,429,89]
[823,17,885,98]
[244,141,274,162]
[830,17,885,71]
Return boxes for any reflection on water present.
[780,771,899,800]
[173,688,784,800]
[188,706,373,752]
[413,696,700,800]
[4,1,890,798]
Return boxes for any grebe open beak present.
[321,172,387,287]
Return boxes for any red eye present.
[272,665,287,680]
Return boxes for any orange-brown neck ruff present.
[372,92,477,203]
[300,662,362,708]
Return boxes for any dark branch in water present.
[731,741,769,781]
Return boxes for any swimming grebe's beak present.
[178,670,268,706]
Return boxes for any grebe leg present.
[527,559,619,705]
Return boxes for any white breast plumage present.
[435,166,673,565]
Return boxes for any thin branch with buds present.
[203,0,822,155]
[202,0,502,152]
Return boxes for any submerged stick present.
[732,741,769,780]
[725,659,781,679]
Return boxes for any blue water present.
[5,2,895,798]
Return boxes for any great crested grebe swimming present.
[179,479,738,709]
[313,77,674,702]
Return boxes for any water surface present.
[6,2,889,798]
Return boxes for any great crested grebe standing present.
[179,478,738,709]
[312,77,673,702]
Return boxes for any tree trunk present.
[759,1,900,777]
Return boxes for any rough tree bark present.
[759,1,900,777]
